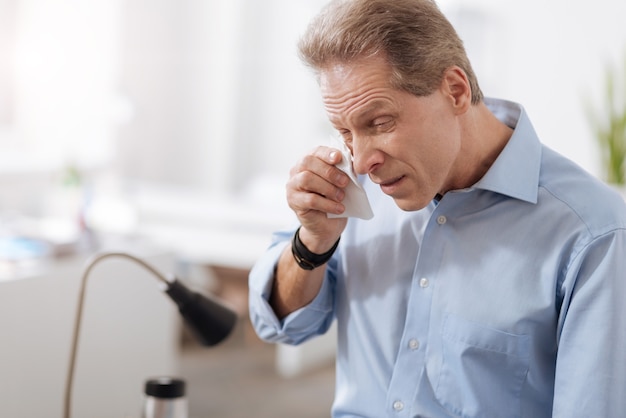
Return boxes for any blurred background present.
[0,0,625,417]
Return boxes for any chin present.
[392,196,432,212]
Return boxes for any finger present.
[292,152,350,189]
[290,193,345,218]
[315,146,344,166]
[287,173,345,215]
[291,169,346,201]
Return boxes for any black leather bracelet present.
[291,226,340,270]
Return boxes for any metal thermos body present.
[142,377,188,418]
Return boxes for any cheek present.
[423,118,462,160]
[403,127,461,181]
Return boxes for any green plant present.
[585,54,626,185]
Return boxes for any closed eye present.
[371,117,394,132]
[338,129,352,144]
[373,116,392,125]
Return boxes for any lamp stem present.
[63,252,171,418]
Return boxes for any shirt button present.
[408,339,420,350]
[419,277,429,288]
[393,400,404,411]
[437,215,447,225]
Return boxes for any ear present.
[440,66,471,114]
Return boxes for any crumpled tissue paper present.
[327,140,374,220]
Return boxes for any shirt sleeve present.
[248,229,336,346]
[553,228,626,417]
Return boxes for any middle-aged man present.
[248,0,626,416]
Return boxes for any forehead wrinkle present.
[320,59,394,127]
[324,89,392,127]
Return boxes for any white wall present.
[441,0,626,176]
[0,0,123,217]
[115,0,330,194]
[115,0,247,193]
[12,0,122,167]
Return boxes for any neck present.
[442,102,513,194]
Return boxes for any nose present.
[351,135,383,175]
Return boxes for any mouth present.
[377,175,405,195]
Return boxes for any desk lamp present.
[63,251,238,418]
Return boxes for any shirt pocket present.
[434,313,530,418]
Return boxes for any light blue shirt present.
[248,98,626,417]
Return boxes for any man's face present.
[320,54,464,211]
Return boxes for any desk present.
[0,247,180,418]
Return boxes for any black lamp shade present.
[164,279,237,346]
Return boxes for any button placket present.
[386,207,446,418]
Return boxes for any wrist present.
[297,227,339,254]
[291,226,340,270]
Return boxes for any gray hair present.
[298,0,483,104]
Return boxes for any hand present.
[286,146,349,252]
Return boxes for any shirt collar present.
[471,97,542,204]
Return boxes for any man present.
[248,0,626,416]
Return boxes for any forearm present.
[269,240,329,320]
[248,229,336,345]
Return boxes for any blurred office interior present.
[0,0,625,416]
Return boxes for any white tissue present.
[327,140,374,220]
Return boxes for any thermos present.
[142,377,188,418]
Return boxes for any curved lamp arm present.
[63,251,237,418]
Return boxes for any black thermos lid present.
[144,377,186,399]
